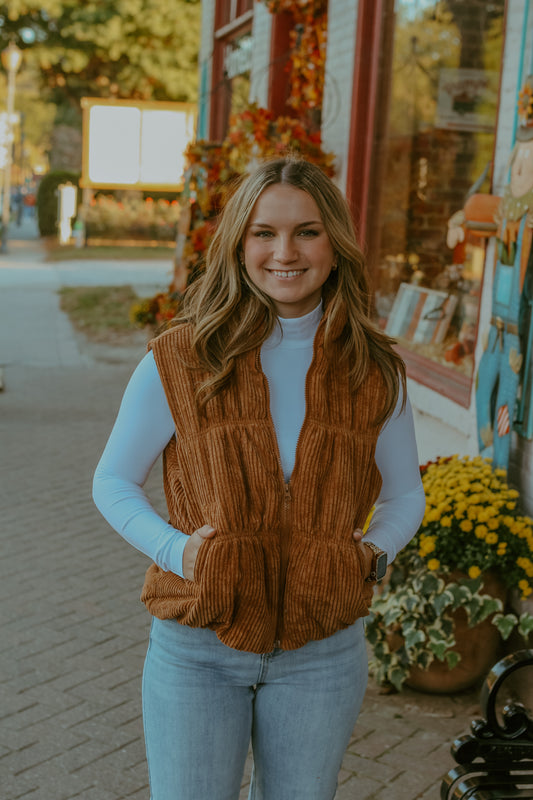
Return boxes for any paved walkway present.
[0,223,482,800]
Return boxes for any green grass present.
[47,244,174,262]
[58,285,141,343]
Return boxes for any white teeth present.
[270,270,304,278]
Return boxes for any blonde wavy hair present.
[178,157,405,424]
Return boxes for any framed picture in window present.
[385,283,458,344]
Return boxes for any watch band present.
[363,541,387,582]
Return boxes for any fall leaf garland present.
[261,0,327,111]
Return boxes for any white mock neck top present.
[260,302,322,480]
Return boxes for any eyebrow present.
[248,220,323,228]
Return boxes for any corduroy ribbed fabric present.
[141,309,387,654]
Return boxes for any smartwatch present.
[363,541,388,582]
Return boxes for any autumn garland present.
[262,0,328,111]
[225,104,334,174]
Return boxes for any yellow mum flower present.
[475,525,488,539]
[517,557,533,577]
[468,566,481,579]
[459,519,473,533]
[420,536,436,555]
[486,533,498,545]
[427,559,440,571]
[441,516,452,527]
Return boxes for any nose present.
[273,234,297,264]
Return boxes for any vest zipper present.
[273,345,313,648]
[256,350,295,650]
[274,481,291,648]
[257,334,318,651]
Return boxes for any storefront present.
[197,0,533,510]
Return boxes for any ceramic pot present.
[405,571,507,694]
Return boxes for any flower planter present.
[366,456,533,693]
[404,571,507,694]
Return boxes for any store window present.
[211,0,255,141]
[368,0,505,404]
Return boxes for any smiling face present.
[242,183,336,318]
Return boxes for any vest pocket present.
[283,536,375,642]
[143,535,280,652]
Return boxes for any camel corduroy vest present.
[141,313,386,653]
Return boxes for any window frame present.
[210,1,255,141]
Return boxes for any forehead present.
[249,184,322,222]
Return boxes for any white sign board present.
[224,35,253,79]
[81,99,196,190]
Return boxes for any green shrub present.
[37,171,81,236]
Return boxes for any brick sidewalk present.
[0,244,482,800]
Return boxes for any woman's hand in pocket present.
[182,525,216,581]
[352,527,373,581]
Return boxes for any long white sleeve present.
[93,352,188,576]
[364,390,426,562]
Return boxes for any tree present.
[0,0,201,111]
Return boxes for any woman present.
[93,157,425,800]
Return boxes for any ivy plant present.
[365,564,533,692]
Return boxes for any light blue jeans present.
[142,617,368,800]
